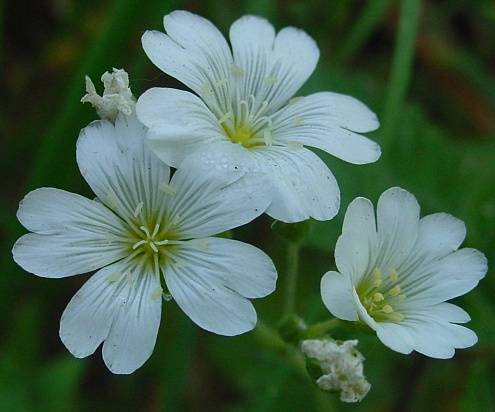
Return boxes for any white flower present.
[136,10,381,223]
[321,187,487,358]
[82,68,135,121]
[12,114,276,374]
[301,339,370,403]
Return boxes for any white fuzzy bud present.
[81,68,135,121]
[301,339,371,403]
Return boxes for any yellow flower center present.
[357,268,406,323]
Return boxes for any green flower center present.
[356,268,406,323]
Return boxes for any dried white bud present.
[301,339,371,403]
[81,68,135,121]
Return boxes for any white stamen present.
[264,130,273,146]
[154,239,169,246]
[151,223,160,238]
[132,240,147,250]
[139,226,151,238]
[218,111,233,124]
[149,242,159,253]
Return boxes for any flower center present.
[201,75,274,149]
[117,201,182,269]
[217,95,273,148]
[357,268,406,323]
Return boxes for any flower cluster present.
[301,339,370,403]
[12,8,487,402]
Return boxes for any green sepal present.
[277,314,307,343]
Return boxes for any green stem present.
[254,321,307,376]
[304,318,340,339]
[284,241,301,315]
[381,0,421,157]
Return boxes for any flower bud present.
[81,68,135,121]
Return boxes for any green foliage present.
[2,0,495,410]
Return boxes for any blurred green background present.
[2,0,495,410]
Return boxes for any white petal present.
[428,302,471,323]
[320,271,358,321]
[270,92,380,164]
[342,197,377,235]
[400,320,455,359]
[335,197,377,282]
[60,259,162,375]
[13,232,127,279]
[230,17,318,112]
[254,147,340,222]
[102,264,162,374]
[230,15,275,61]
[404,248,487,305]
[76,115,171,218]
[376,187,420,270]
[16,187,127,235]
[164,239,272,335]
[166,146,270,238]
[375,323,414,355]
[398,312,477,358]
[334,233,370,285]
[136,87,225,167]
[142,10,232,97]
[268,27,320,110]
[13,188,128,278]
[416,213,466,257]
[229,16,274,106]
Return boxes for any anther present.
[214,78,228,88]
[382,305,394,314]
[150,287,163,300]
[390,269,399,283]
[133,201,144,218]
[373,292,384,302]
[231,64,244,77]
[388,312,404,322]
[389,285,401,297]
[149,242,159,253]
[372,268,383,287]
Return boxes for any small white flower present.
[82,68,135,121]
[321,187,487,358]
[301,339,370,403]
[136,10,381,223]
[12,114,276,374]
